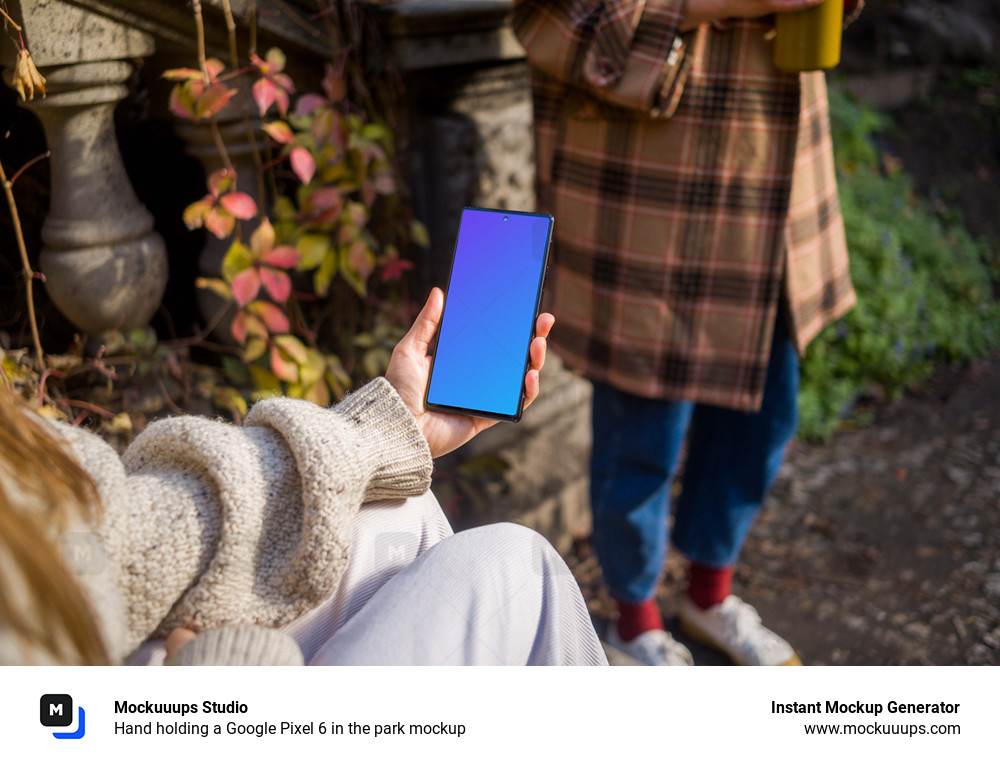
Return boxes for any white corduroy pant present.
[132,492,606,666]
[284,491,607,665]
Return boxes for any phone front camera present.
[503,216,509,221]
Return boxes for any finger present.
[401,287,444,355]
[524,369,540,407]
[529,336,547,372]
[535,312,555,340]
[773,0,825,9]
[165,627,197,659]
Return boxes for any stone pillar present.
[377,0,535,286]
[4,1,167,336]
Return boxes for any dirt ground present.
[570,354,1000,666]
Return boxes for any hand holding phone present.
[385,287,554,458]
[424,207,554,422]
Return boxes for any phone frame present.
[424,206,554,423]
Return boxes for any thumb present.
[403,287,444,354]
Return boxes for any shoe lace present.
[724,598,781,652]
[649,633,682,664]
[626,630,687,665]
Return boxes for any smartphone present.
[425,207,554,422]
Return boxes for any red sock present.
[614,598,664,642]
[687,562,734,610]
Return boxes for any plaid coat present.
[512,0,856,411]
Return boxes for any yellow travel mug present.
[773,0,844,73]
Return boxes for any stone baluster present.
[4,1,168,337]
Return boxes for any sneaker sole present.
[678,615,802,667]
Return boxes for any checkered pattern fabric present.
[513,1,856,411]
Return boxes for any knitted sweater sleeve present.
[54,377,431,655]
[165,626,304,666]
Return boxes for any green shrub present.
[797,86,1000,441]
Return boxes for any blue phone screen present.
[427,208,553,418]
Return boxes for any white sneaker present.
[605,623,694,666]
[678,594,802,666]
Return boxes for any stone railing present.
[2,0,330,336]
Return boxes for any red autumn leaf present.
[322,65,347,102]
[290,146,316,184]
[208,168,234,195]
[182,199,211,230]
[232,309,270,344]
[231,311,248,343]
[260,267,292,303]
[204,207,235,239]
[230,268,262,306]
[253,77,279,116]
[168,83,196,120]
[347,239,373,280]
[273,72,294,92]
[205,58,226,80]
[360,179,376,207]
[249,301,291,334]
[197,83,237,120]
[263,245,300,269]
[380,257,413,282]
[270,344,299,383]
[301,187,343,225]
[220,192,258,220]
[372,172,396,195]
[274,88,290,118]
[295,94,326,117]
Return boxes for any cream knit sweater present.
[2,377,432,665]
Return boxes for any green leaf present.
[222,240,254,281]
[302,379,331,406]
[244,336,268,362]
[250,364,282,395]
[362,347,391,378]
[325,354,351,399]
[410,219,430,249]
[352,332,376,348]
[1,352,33,382]
[313,247,339,296]
[296,233,333,270]
[196,277,233,301]
[273,334,309,364]
[273,195,298,221]
[361,122,391,145]
[221,355,250,385]
[300,348,327,388]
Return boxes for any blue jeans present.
[589,313,799,603]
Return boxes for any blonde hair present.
[0,383,111,664]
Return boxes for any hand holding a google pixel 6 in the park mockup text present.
[386,208,555,459]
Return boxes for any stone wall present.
[379,1,593,550]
